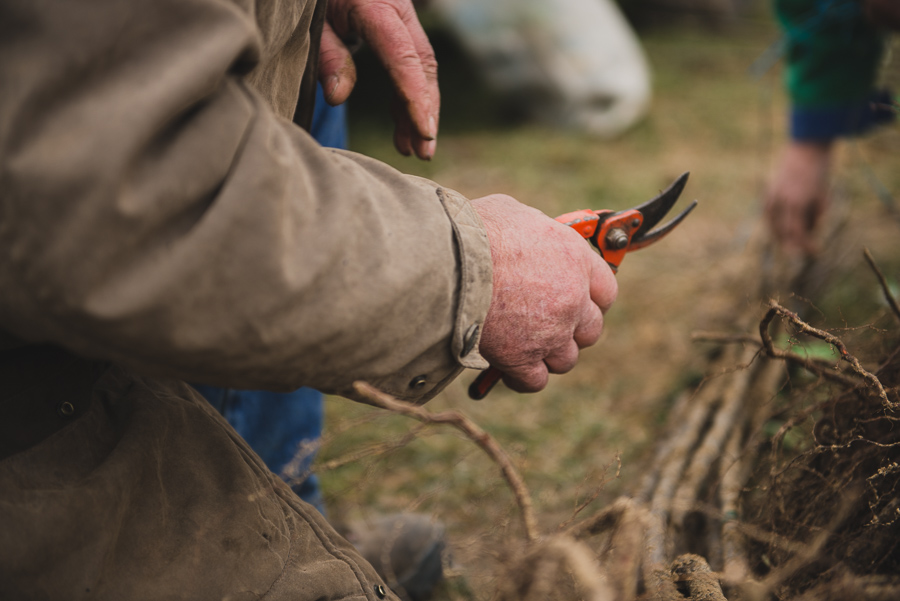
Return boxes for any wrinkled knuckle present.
[393,50,427,70]
[420,54,439,77]
[319,48,348,71]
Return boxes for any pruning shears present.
[468,172,698,400]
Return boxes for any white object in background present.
[430,0,652,138]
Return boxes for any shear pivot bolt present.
[605,228,629,250]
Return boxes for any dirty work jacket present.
[0,0,493,403]
[0,0,492,599]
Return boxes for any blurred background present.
[317,0,900,596]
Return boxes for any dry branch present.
[543,537,615,601]
[672,345,758,526]
[761,300,893,408]
[352,381,539,542]
[314,426,425,473]
[864,248,900,325]
[755,488,859,597]
[694,326,862,389]
[642,360,734,568]
[720,424,750,584]
[493,535,615,601]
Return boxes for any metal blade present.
[631,172,690,237]
[629,199,698,251]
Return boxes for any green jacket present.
[776,0,893,138]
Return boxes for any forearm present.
[0,0,491,401]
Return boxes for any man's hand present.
[321,0,439,160]
[471,194,618,393]
[764,140,833,256]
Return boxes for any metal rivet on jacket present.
[374,584,386,599]
[409,375,427,389]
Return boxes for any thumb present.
[318,22,357,106]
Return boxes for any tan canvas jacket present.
[0,0,493,402]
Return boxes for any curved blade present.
[628,199,698,251]
[631,172,690,238]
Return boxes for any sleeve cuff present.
[437,187,493,371]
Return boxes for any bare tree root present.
[697,328,863,390]
[643,349,738,567]
[492,535,616,601]
[671,346,758,527]
[671,554,727,601]
[761,300,894,409]
[326,243,900,601]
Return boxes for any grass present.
[316,6,900,595]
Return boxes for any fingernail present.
[427,116,437,140]
[326,75,339,101]
[424,139,436,160]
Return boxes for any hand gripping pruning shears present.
[468,172,698,400]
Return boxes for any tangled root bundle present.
[350,248,900,601]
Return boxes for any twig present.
[566,496,634,540]
[643,350,737,566]
[758,310,861,389]
[634,389,694,503]
[720,424,750,584]
[352,381,539,542]
[721,356,787,585]
[544,536,616,601]
[314,427,425,472]
[756,486,859,596]
[498,536,615,601]
[761,300,893,408]
[698,324,863,391]
[863,248,900,325]
[602,500,650,600]
[558,454,621,531]
[671,345,758,526]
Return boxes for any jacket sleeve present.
[775,0,894,140]
[0,0,492,402]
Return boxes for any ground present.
[313,5,900,597]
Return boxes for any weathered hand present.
[321,0,439,160]
[471,194,618,393]
[765,141,833,256]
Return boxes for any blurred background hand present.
[764,140,833,256]
[321,0,440,160]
